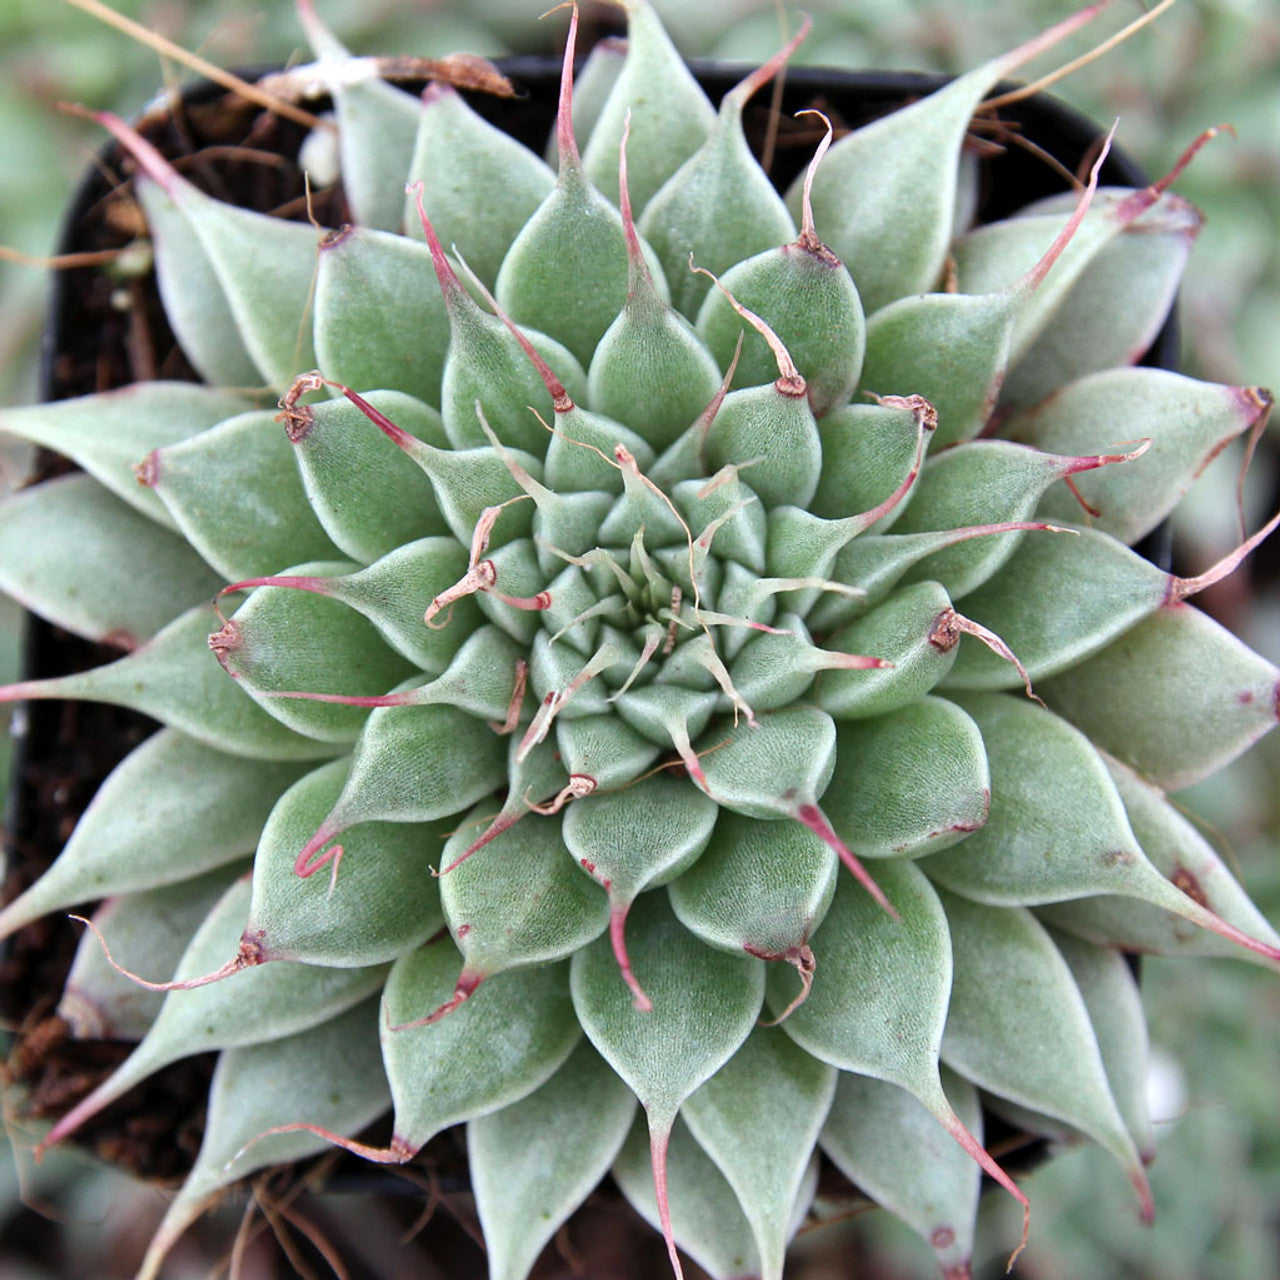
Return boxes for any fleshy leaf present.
[1007,369,1271,546]
[1037,755,1280,964]
[58,868,239,1041]
[682,1025,837,1280]
[820,696,990,858]
[297,0,422,231]
[811,400,929,527]
[926,692,1280,966]
[216,561,416,741]
[942,523,1168,689]
[247,758,445,966]
[405,82,556,290]
[39,877,388,1153]
[114,125,322,388]
[571,892,764,1278]
[936,886,1152,1219]
[290,702,508,877]
[581,0,716,210]
[638,32,800,317]
[434,805,608,1014]
[613,1113,763,1280]
[771,865,1027,1231]
[137,998,390,1280]
[820,1067,984,1279]
[495,9,668,367]
[0,730,308,940]
[380,941,579,1155]
[314,228,451,409]
[996,190,1201,408]
[0,605,335,760]
[0,383,251,529]
[469,1039,637,1280]
[668,808,836,1006]
[1048,929,1154,1163]
[1039,604,1280,790]
[143,408,341,581]
[790,4,1105,312]
[563,773,718,1010]
[0,474,222,648]
[817,580,958,719]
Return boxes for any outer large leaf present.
[380,941,579,1155]
[613,1113,763,1280]
[469,1040,637,1280]
[0,605,338,760]
[0,474,222,647]
[1039,603,1280,790]
[936,886,1152,1218]
[137,998,390,1280]
[0,383,250,528]
[0,730,309,940]
[58,867,239,1041]
[820,1067,984,1278]
[571,892,763,1277]
[682,1025,836,1280]
[39,878,388,1152]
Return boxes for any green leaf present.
[923,693,1280,966]
[0,605,337,760]
[820,1067,984,1278]
[437,804,608,1004]
[789,9,1102,313]
[668,808,836,993]
[1039,604,1280,790]
[563,773,718,1010]
[696,244,864,419]
[1007,369,1271,546]
[821,696,990,858]
[0,383,251,529]
[582,0,716,210]
[405,82,555,291]
[58,867,240,1041]
[811,400,929,527]
[942,523,1168,689]
[613,1113,763,1280]
[138,997,389,1280]
[248,758,444,967]
[770,866,1025,1219]
[39,877,388,1153]
[998,190,1200,409]
[289,390,451,564]
[0,730,308,941]
[146,409,341,581]
[891,441,1088,599]
[469,1039,637,1280]
[0,474,223,647]
[816,581,958,719]
[571,892,764,1275]
[291,703,508,875]
[1048,929,1154,1163]
[380,941,579,1154]
[638,51,795,317]
[936,886,1152,1218]
[682,1025,836,1280]
[1036,755,1280,964]
[297,3,421,232]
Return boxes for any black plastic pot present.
[3,54,1177,1278]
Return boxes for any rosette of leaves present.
[1,2,1279,1278]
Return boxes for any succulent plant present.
[2,2,1279,1277]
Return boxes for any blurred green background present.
[0,2,1277,1276]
